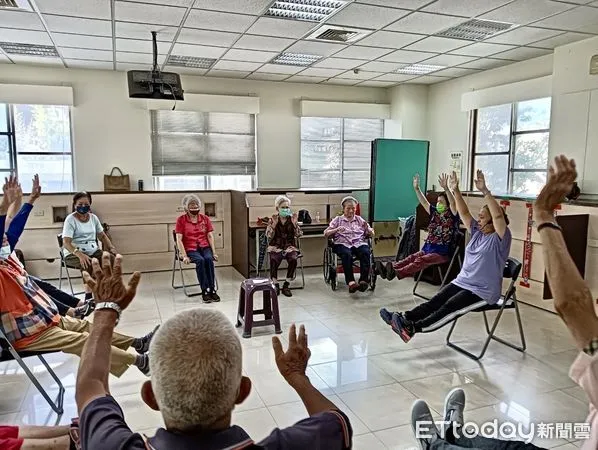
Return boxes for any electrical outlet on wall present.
[33,210,44,217]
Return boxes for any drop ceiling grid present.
[0,0,597,86]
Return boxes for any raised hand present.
[534,156,577,223]
[83,252,141,311]
[3,175,19,205]
[291,212,298,225]
[413,173,420,190]
[28,174,41,204]
[438,173,449,190]
[449,171,459,191]
[272,324,311,386]
[474,169,489,193]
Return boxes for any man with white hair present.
[175,194,220,302]
[77,253,353,450]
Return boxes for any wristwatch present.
[94,302,122,324]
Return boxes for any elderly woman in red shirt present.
[175,194,219,303]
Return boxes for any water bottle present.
[315,211,320,223]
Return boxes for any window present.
[151,110,256,191]
[301,117,384,189]
[472,97,551,195]
[0,104,74,192]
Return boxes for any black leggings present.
[30,276,80,316]
[405,283,486,332]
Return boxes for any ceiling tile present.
[52,33,113,50]
[492,46,553,61]
[355,0,432,9]
[0,10,43,30]
[233,35,295,51]
[357,80,397,87]
[481,0,574,25]
[379,49,436,63]
[432,67,479,77]
[193,0,272,14]
[36,0,111,19]
[359,30,424,49]
[207,70,251,78]
[115,22,178,41]
[358,60,399,71]
[286,40,346,57]
[164,66,208,75]
[177,29,240,47]
[286,75,327,83]
[332,45,391,60]
[485,26,562,45]
[530,31,593,49]
[171,43,227,58]
[329,3,410,29]
[313,57,363,69]
[420,53,477,66]
[213,60,263,71]
[116,51,165,64]
[222,48,278,62]
[296,67,346,77]
[0,29,52,45]
[450,42,516,57]
[116,38,170,54]
[45,15,112,37]
[9,55,64,67]
[322,78,360,85]
[246,17,316,38]
[116,62,151,71]
[60,48,113,61]
[185,9,255,32]
[373,73,416,81]
[132,0,193,4]
[404,36,468,52]
[385,12,467,34]
[458,58,513,69]
[115,1,187,26]
[255,63,305,74]
[338,70,385,80]
[533,6,598,33]
[246,72,290,81]
[405,75,450,84]
[66,59,114,70]
[422,0,513,17]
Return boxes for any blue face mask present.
[279,207,292,218]
[76,205,90,215]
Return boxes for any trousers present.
[187,247,216,292]
[393,250,448,279]
[332,244,371,284]
[430,434,545,449]
[269,250,298,281]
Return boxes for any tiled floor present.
[0,267,587,449]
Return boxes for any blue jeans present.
[187,247,215,292]
[333,244,371,284]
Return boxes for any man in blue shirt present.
[77,253,353,450]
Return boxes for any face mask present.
[188,209,200,216]
[279,208,291,218]
[76,205,90,215]
[436,203,446,214]
[0,245,10,258]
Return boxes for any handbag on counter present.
[103,167,130,191]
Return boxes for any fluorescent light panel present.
[167,55,216,69]
[271,52,322,66]
[396,64,445,75]
[0,42,58,57]
[266,0,348,22]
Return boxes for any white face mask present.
[0,245,11,258]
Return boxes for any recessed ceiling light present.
[0,42,58,57]
[265,0,348,22]
[271,52,322,66]
[167,55,216,69]
[396,64,445,75]
[435,19,514,41]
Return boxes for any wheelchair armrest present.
[327,237,335,247]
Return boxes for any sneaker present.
[73,300,95,319]
[443,388,466,430]
[135,325,160,354]
[358,280,369,292]
[202,292,211,303]
[391,312,414,343]
[411,399,439,450]
[348,282,359,293]
[136,353,150,376]
[379,308,393,325]
[374,261,387,279]
[210,291,221,302]
[281,281,292,297]
[385,262,396,281]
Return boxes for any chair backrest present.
[57,234,64,248]
[172,230,180,255]
[503,257,522,280]
[449,231,464,255]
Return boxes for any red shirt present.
[175,213,214,252]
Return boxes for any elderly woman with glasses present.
[324,196,374,293]
[175,194,219,303]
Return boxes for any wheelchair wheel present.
[370,271,377,291]
[330,270,338,291]
[323,248,331,284]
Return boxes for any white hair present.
[341,196,358,207]
[149,309,242,430]
[182,194,201,210]
[274,195,291,209]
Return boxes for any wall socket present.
[33,210,44,217]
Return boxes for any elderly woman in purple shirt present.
[324,196,374,293]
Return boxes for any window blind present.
[151,110,256,176]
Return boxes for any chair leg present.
[488,297,526,353]
[171,256,177,289]
[271,291,282,334]
[412,269,425,302]
[172,259,201,297]
[64,265,76,297]
[446,316,485,361]
[58,261,63,290]
[243,292,253,338]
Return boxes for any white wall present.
[386,84,429,140]
[0,64,388,190]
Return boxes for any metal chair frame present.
[323,237,377,291]
[446,257,527,361]
[57,234,85,297]
[171,230,218,297]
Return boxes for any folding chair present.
[261,236,305,290]
[57,234,85,297]
[413,231,464,301]
[446,257,526,361]
[171,230,218,297]
[0,330,64,414]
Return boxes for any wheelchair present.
[323,238,377,291]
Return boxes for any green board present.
[370,139,429,222]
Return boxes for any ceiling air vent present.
[0,0,33,10]
[306,25,372,44]
[435,19,514,41]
